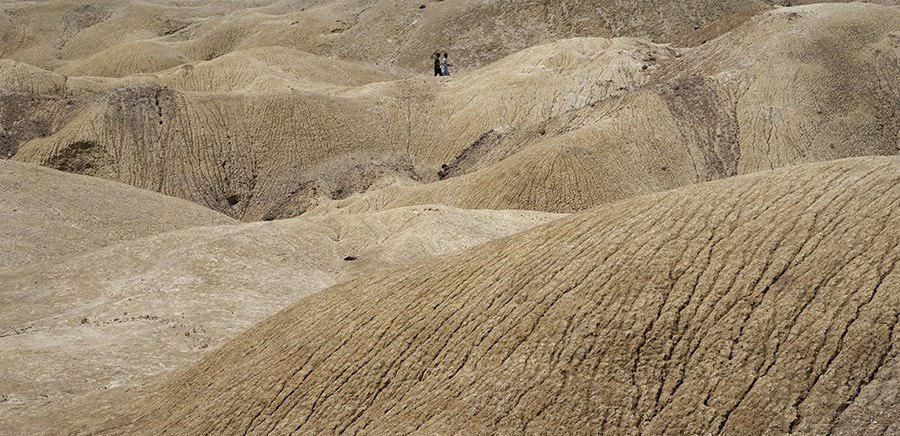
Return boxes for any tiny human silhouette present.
[441,52,450,76]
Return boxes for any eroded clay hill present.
[0,0,849,75]
[7,3,899,220]
[96,156,899,435]
[0,160,233,270]
[9,37,673,220]
[0,204,560,435]
[311,3,900,215]
[1,1,898,435]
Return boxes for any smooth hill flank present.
[310,3,900,216]
[102,156,899,435]
[55,46,398,95]
[0,205,560,436]
[0,160,233,270]
[56,40,190,79]
[113,46,397,93]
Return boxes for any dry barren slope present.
[311,3,900,216]
[0,205,560,436]
[10,37,671,220]
[0,59,66,94]
[13,3,900,221]
[1,0,849,75]
[0,160,233,270]
[101,156,899,435]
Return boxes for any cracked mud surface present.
[4,4,897,221]
[1,1,898,435]
[94,157,900,435]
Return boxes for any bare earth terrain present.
[0,1,898,435]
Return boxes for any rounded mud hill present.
[14,3,900,221]
[310,3,900,216]
[98,156,899,435]
[0,204,560,435]
[0,160,233,270]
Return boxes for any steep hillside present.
[0,160,233,270]
[97,156,899,435]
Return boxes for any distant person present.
[441,52,450,76]
[434,52,443,76]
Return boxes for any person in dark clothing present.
[441,52,450,76]
[434,52,443,76]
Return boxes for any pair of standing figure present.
[434,52,450,76]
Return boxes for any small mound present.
[0,160,233,270]
[124,46,397,93]
[0,205,559,434]
[0,59,66,94]
[101,156,900,435]
[57,40,189,78]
